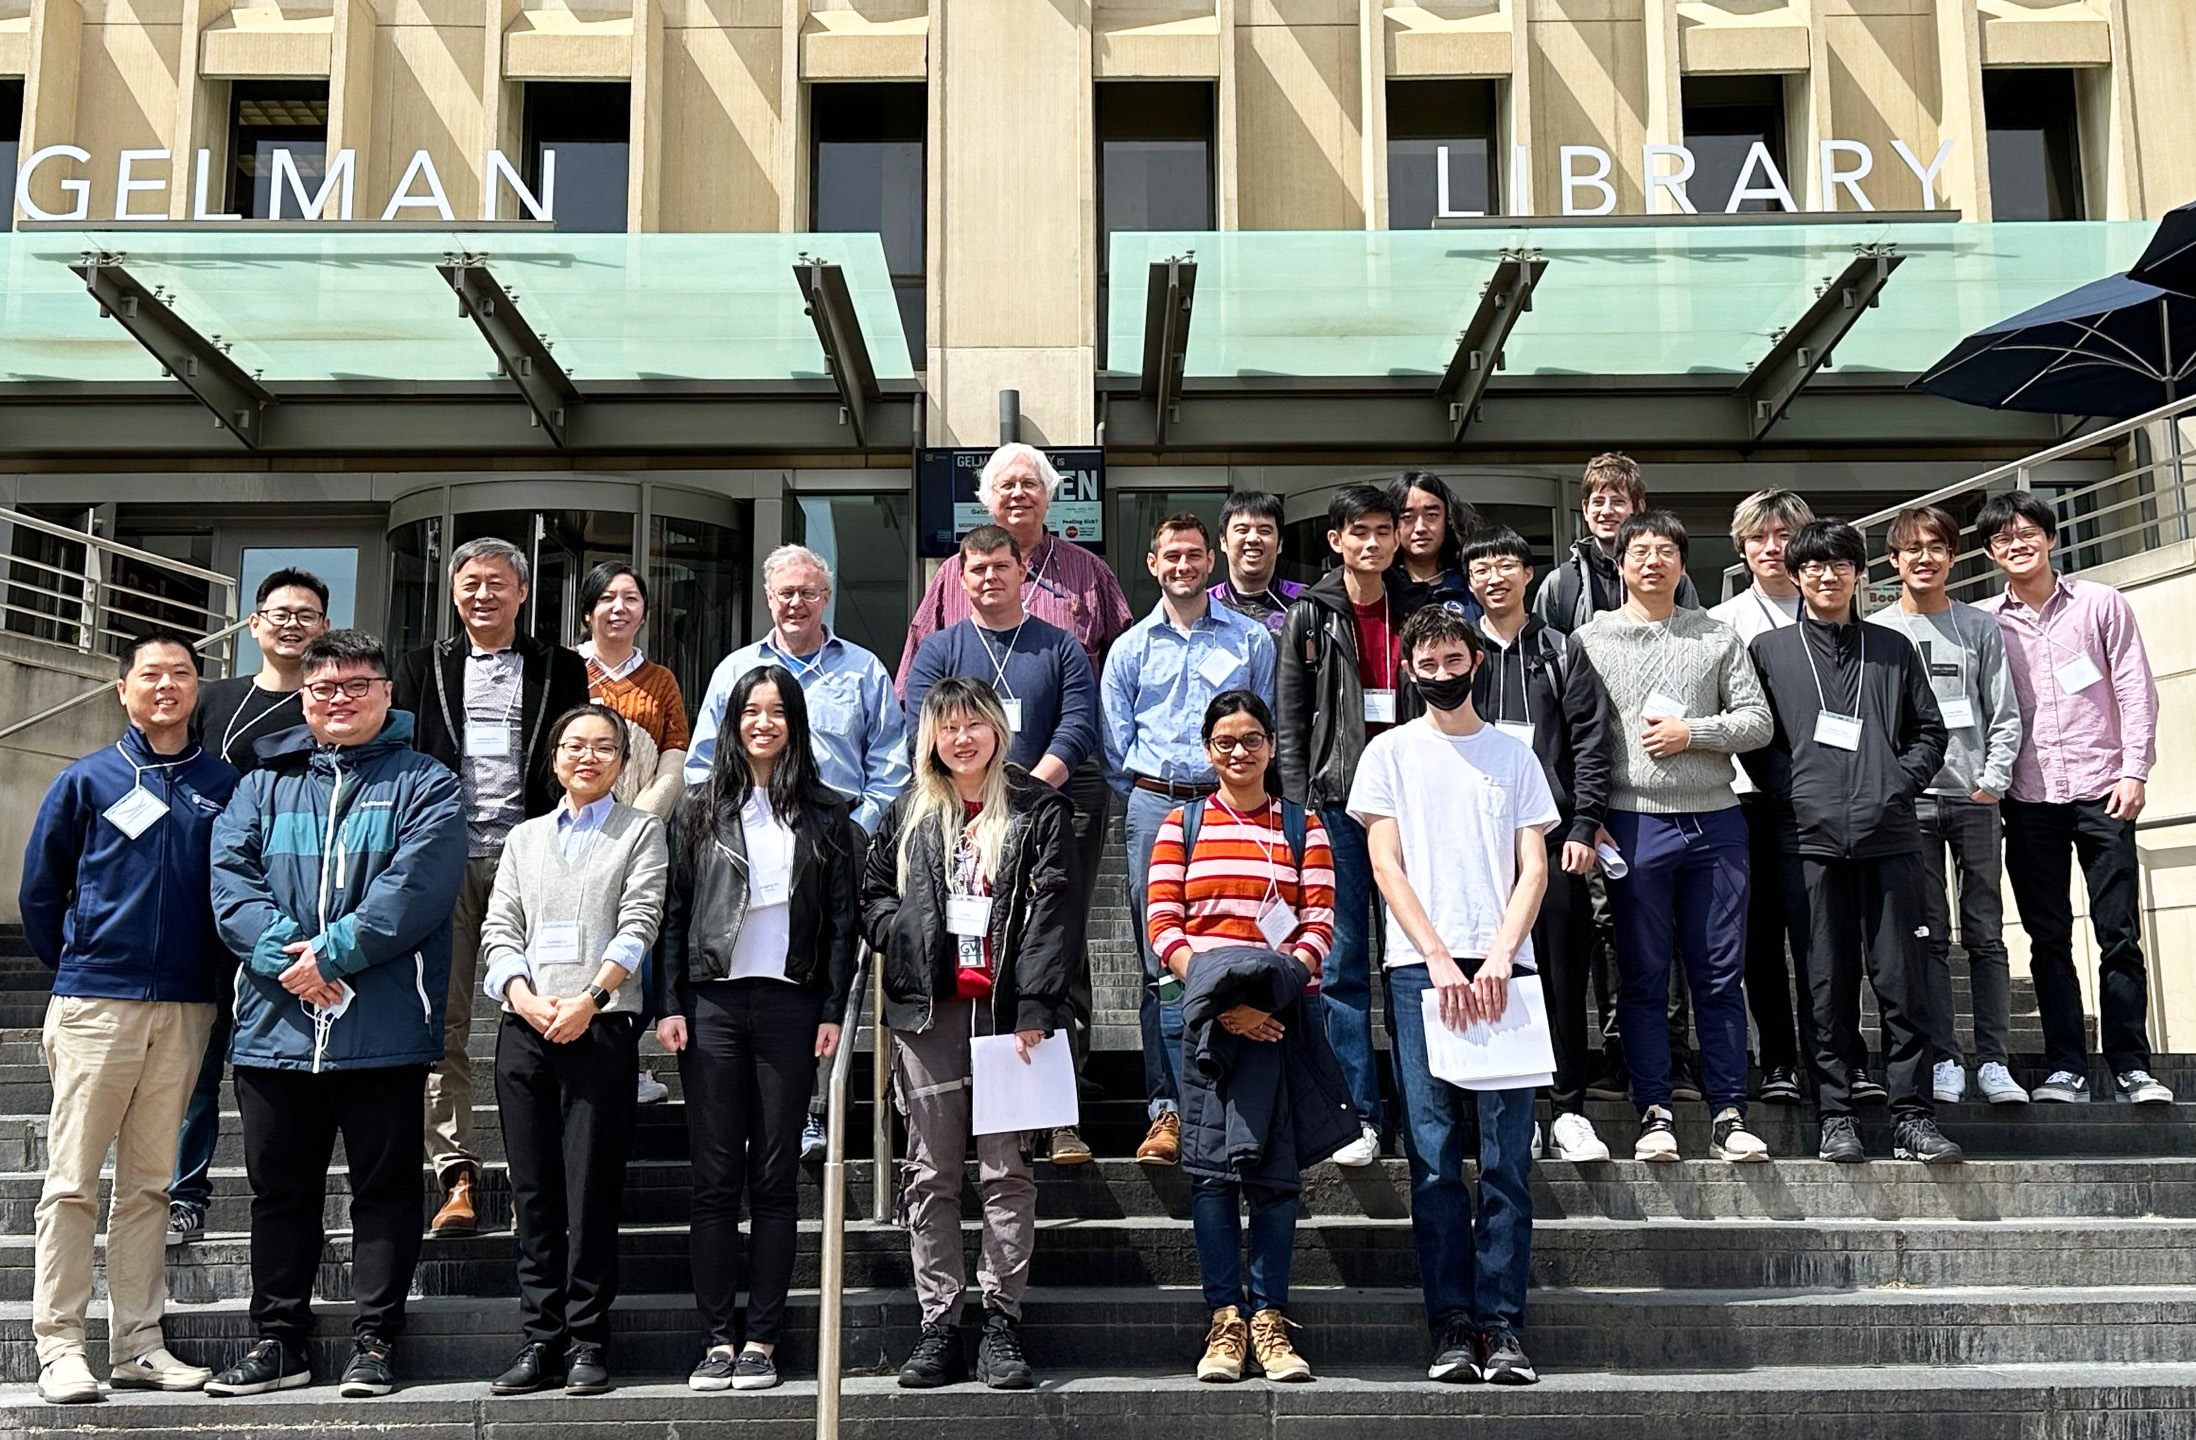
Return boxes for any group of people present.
[13,441,2165,1406]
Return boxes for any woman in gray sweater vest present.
[477,702,670,1398]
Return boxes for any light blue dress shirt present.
[480,794,648,1001]
[685,629,911,832]
[1100,598,1277,796]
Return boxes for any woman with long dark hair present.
[1389,471,1483,619]
[574,561,688,820]
[653,664,858,1393]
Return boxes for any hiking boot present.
[1137,1111,1181,1167]
[1892,1115,1965,1164]
[1250,1308,1310,1382]
[976,1308,1033,1390]
[1817,1115,1865,1164]
[1196,1305,1248,1382]
[430,1163,479,1237]
[897,1321,964,1388]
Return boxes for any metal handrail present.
[0,614,251,744]
[0,507,238,588]
[815,942,875,1440]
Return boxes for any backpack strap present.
[1278,798,1308,874]
[1179,795,1204,856]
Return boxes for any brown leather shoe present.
[429,1164,478,1237]
[1136,1111,1180,1167]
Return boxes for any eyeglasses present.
[1797,560,1858,580]
[1467,559,1525,579]
[1896,543,1954,560]
[938,721,995,740]
[1987,525,2050,552]
[1208,733,1270,755]
[770,586,827,605]
[556,741,624,760]
[1624,545,1682,564]
[257,607,325,627]
[303,677,387,701]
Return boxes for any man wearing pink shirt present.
[1977,492,2172,1106]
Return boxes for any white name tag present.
[1642,690,1686,720]
[1256,898,1297,951]
[466,721,512,758]
[1363,689,1397,724]
[1814,711,1864,750]
[752,869,790,906]
[947,894,993,937]
[103,786,166,839]
[1937,696,1976,729]
[2055,653,2104,694]
[1002,698,1024,734]
[534,923,582,965]
[1197,646,1240,688]
[1494,720,1535,747]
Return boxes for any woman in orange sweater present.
[576,562,689,820]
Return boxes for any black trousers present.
[496,1013,638,1349]
[2002,797,2152,1075]
[1534,837,1593,1114]
[1739,794,1803,1073]
[1790,854,1934,1119]
[682,980,822,1348]
[235,1063,427,1347]
[1063,760,1111,1079]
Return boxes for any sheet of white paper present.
[1418,975,1557,1092]
[970,1033,1081,1136]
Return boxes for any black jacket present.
[1471,617,1615,847]
[1532,537,1701,636]
[860,769,1075,1037]
[1275,569,1424,809]
[1179,945,1360,1190]
[1741,619,1948,859]
[653,786,861,1024]
[393,635,593,821]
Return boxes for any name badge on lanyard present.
[1001,698,1025,734]
[466,721,513,758]
[947,894,993,937]
[752,867,790,906]
[1936,695,1976,729]
[2055,652,2104,694]
[1814,712,1864,750]
[533,923,582,965]
[1494,720,1535,746]
[1256,898,1297,951]
[104,786,166,839]
[1362,689,1397,724]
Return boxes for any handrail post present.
[871,961,890,1222]
[815,947,873,1440]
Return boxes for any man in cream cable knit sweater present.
[1573,513,1771,1165]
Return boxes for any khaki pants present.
[426,854,499,1180]
[35,995,215,1366]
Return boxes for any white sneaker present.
[1931,1060,1966,1104]
[2117,1070,2175,1105]
[2033,1070,2091,1103]
[1528,1123,1543,1162]
[1331,1125,1380,1167]
[1978,1062,2030,1105]
[636,1069,671,1105]
[38,1352,101,1404]
[1710,1107,1770,1164]
[111,1347,212,1392]
[1633,1106,1680,1163]
[1547,1111,1612,1162]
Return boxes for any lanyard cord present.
[114,741,201,790]
[1803,625,1867,717]
[772,631,827,681]
[1210,795,1286,907]
[976,618,1029,701]
[222,688,298,763]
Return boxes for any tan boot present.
[1136,1112,1181,1166]
[430,1162,479,1237]
[1196,1306,1248,1383]
[1250,1308,1310,1382]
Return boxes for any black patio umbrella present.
[2128,199,2196,296]
[1911,272,2196,417]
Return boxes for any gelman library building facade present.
[0,0,2190,674]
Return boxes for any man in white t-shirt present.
[1348,605,1556,1389]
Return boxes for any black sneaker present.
[897,1321,964,1388]
[1758,1067,1802,1104]
[688,1348,737,1392]
[564,1342,609,1395]
[166,1200,206,1248]
[337,1336,395,1398]
[1850,1069,1888,1105]
[1669,1055,1704,1103]
[204,1338,310,1397]
[976,1308,1033,1390]
[1817,1115,1866,1164]
[1892,1115,1965,1165]
[732,1349,780,1391]
[1428,1320,1481,1382]
[490,1341,563,1395]
[1477,1329,1539,1385]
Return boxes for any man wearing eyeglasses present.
[168,568,330,1250]
[393,537,591,1238]
[206,629,466,1400]
[1976,492,2171,1108]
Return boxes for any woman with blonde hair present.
[861,676,1074,1392]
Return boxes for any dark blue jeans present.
[1385,961,1535,1339]
[1317,807,1381,1130]
[1190,1177,1298,1314]
[170,1004,232,1208]
[1125,786,1186,1118]
[1606,807,1752,1114]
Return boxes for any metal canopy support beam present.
[796,258,883,448]
[1738,245,1905,442]
[1140,256,1198,448]
[1436,250,1546,444]
[438,257,583,448]
[73,254,274,450]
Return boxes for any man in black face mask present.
[1347,606,1558,1387]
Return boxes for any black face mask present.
[1414,669,1475,712]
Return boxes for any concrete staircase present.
[2,823,2195,1439]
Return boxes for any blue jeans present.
[1384,961,1535,1339]
[170,1003,232,1208]
[1190,1177,1298,1314]
[1605,808,1752,1114]
[1125,786,1186,1118]
[1317,807,1381,1130]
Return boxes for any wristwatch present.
[583,983,614,1011]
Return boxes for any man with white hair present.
[899,443,1135,1148]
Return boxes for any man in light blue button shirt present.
[1101,513,1276,1164]
[687,545,911,834]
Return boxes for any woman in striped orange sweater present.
[1145,690,1338,1385]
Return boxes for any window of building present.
[0,79,22,233]
[1386,79,1499,228]
[793,492,912,665]
[812,83,927,367]
[1097,82,1214,369]
[522,81,631,232]
[1681,75,1788,213]
[226,81,330,219]
[1111,489,1225,617]
[1984,69,2085,221]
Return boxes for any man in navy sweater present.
[19,631,239,1404]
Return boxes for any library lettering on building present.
[1,0,2195,1434]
